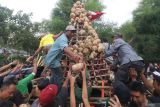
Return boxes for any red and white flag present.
[88,11,105,21]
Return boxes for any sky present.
[0,0,141,26]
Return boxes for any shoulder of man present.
[148,96,160,103]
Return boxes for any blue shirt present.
[105,38,143,65]
[44,33,68,68]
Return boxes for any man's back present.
[113,38,143,65]
[44,33,68,68]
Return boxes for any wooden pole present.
[101,80,105,98]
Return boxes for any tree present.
[132,0,160,62]
[0,5,39,53]
[133,0,160,34]
[0,5,13,45]
[50,0,74,34]
[7,11,38,53]
[50,0,105,34]
[119,21,137,44]
[95,21,117,42]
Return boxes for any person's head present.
[129,81,147,106]
[0,100,16,107]
[35,78,49,97]
[113,81,130,105]
[149,63,153,67]
[19,104,31,107]
[38,33,46,40]
[102,38,108,43]
[0,80,17,101]
[112,33,123,41]
[129,67,137,81]
[153,71,160,93]
[39,84,58,106]
[65,25,76,40]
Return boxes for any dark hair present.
[10,64,17,68]
[0,100,14,107]
[113,33,123,38]
[37,78,49,91]
[3,75,18,85]
[101,38,108,43]
[1,79,17,91]
[70,30,76,33]
[35,66,44,78]
[129,81,146,94]
[113,81,130,105]
[153,75,160,84]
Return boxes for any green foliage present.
[0,5,13,45]
[49,0,114,43]
[133,0,160,35]
[0,5,39,53]
[84,0,105,12]
[120,0,160,62]
[0,54,26,66]
[133,34,160,62]
[0,55,8,66]
[119,21,137,43]
[50,0,74,33]
[7,11,39,53]
[33,20,51,33]
[94,22,116,42]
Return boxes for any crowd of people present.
[0,25,160,107]
[104,34,160,107]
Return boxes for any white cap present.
[66,25,76,31]
[153,71,160,77]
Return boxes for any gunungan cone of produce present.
[69,1,105,60]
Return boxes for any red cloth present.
[90,12,104,21]
[39,84,58,106]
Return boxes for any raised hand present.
[109,95,122,107]
[26,56,34,62]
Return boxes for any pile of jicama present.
[69,1,105,60]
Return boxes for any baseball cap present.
[39,84,58,106]
[66,25,76,31]
[153,71,160,83]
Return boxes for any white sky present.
[0,0,141,26]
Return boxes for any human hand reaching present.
[109,95,122,107]
[26,56,34,62]
[81,62,86,76]
[9,60,19,66]
[70,75,76,87]
[73,54,83,63]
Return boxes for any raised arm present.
[26,47,43,62]
[70,75,76,107]
[0,60,18,73]
[81,62,90,107]
[18,59,37,85]
[109,95,122,107]
[53,31,63,40]
[140,70,154,92]
[64,47,83,63]
[0,70,11,77]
